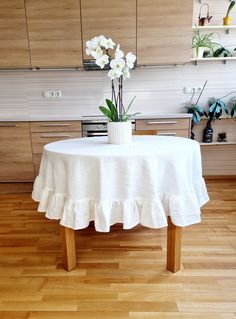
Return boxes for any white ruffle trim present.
[32,176,209,232]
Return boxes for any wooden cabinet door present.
[25,0,83,68]
[0,122,34,182]
[81,0,136,57]
[0,0,30,68]
[137,0,193,65]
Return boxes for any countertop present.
[0,114,192,122]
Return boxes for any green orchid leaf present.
[99,106,113,121]
[105,99,118,121]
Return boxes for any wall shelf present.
[192,25,236,34]
[191,57,236,64]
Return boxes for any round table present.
[32,136,209,272]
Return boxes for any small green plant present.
[185,104,207,124]
[213,46,232,57]
[99,97,139,122]
[207,97,228,120]
[192,29,217,56]
[226,1,235,17]
[227,96,236,117]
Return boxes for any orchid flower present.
[115,44,124,59]
[126,52,136,69]
[108,68,123,80]
[110,58,125,71]
[95,54,109,69]
[123,66,131,79]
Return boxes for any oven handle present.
[87,132,108,136]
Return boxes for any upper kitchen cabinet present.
[81,0,136,58]
[137,0,193,65]
[25,0,83,68]
[0,0,30,68]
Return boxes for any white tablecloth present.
[32,136,209,232]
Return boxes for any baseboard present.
[0,182,33,194]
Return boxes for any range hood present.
[83,59,110,71]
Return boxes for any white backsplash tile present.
[0,1,236,121]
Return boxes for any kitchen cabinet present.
[137,0,193,65]
[136,117,191,138]
[0,0,30,68]
[193,118,236,176]
[0,122,34,182]
[81,0,136,57]
[25,0,83,68]
[30,121,82,175]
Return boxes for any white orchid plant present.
[86,35,138,122]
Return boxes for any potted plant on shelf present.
[223,0,235,26]
[183,81,208,139]
[192,29,216,59]
[213,46,232,58]
[203,96,229,143]
[85,35,138,144]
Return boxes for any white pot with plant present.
[85,35,138,144]
[192,29,216,59]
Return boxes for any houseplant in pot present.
[223,0,235,26]
[203,96,229,143]
[183,81,208,139]
[86,35,138,144]
[192,29,216,59]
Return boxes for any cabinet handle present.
[40,123,70,127]
[157,132,177,136]
[147,121,177,125]
[40,134,71,138]
[0,123,17,127]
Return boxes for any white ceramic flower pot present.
[193,47,205,59]
[107,121,132,145]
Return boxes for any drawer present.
[157,129,189,138]
[30,121,82,133]
[31,132,82,154]
[136,118,190,131]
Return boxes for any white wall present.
[0,0,235,121]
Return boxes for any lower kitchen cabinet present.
[193,118,236,176]
[30,121,82,175]
[135,117,191,138]
[0,122,34,182]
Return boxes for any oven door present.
[85,131,107,137]
[82,122,108,137]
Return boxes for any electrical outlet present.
[43,90,62,98]
[55,90,62,98]
[183,86,203,94]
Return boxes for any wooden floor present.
[0,180,235,319]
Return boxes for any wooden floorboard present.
[0,180,235,318]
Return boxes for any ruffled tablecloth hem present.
[32,176,208,232]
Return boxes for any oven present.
[82,119,108,137]
[82,117,135,137]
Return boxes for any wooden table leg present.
[60,226,77,271]
[167,216,182,273]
